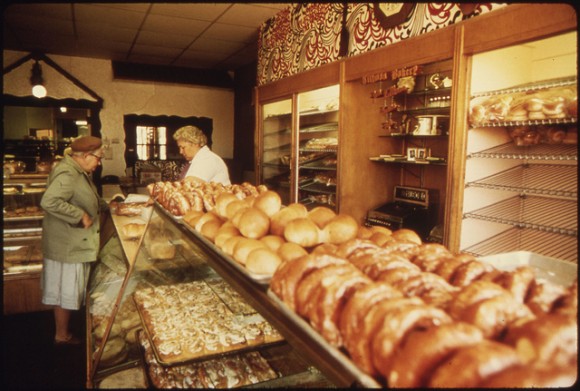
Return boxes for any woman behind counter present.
[173,125,231,185]
[40,136,109,345]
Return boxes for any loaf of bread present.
[121,223,146,240]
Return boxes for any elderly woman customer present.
[40,135,109,345]
[173,125,231,185]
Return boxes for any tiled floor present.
[2,309,86,390]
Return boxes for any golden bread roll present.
[277,242,308,263]
[214,192,239,219]
[428,340,521,388]
[357,225,374,240]
[148,241,176,260]
[391,228,422,245]
[286,202,308,216]
[237,207,270,239]
[260,234,286,252]
[270,204,307,236]
[245,247,283,276]
[122,223,146,240]
[214,221,241,249]
[308,206,337,228]
[253,190,282,217]
[369,231,392,246]
[194,212,221,232]
[232,237,267,265]
[388,322,484,388]
[183,209,205,227]
[370,225,393,237]
[221,235,244,256]
[230,205,251,228]
[321,214,359,245]
[199,218,223,242]
[284,217,320,248]
[225,199,249,221]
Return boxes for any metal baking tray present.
[266,289,382,388]
[133,295,284,367]
[479,251,577,287]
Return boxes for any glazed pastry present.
[339,282,403,355]
[371,303,452,380]
[503,313,577,366]
[388,322,484,388]
[428,340,521,388]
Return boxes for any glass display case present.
[257,84,340,210]
[87,203,334,388]
[259,98,293,206]
[3,177,48,314]
[297,85,339,210]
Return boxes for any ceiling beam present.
[112,61,234,89]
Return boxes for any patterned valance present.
[257,3,504,85]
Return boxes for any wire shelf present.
[475,117,576,128]
[465,164,577,199]
[462,227,577,264]
[468,142,578,161]
[464,195,577,236]
[470,76,577,98]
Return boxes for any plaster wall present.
[3,50,234,178]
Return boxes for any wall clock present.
[374,3,414,29]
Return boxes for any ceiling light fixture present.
[30,60,47,98]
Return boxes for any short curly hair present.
[173,125,207,147]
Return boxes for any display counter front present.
[87,202,336,388]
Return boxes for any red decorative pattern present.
[258,3,504,86]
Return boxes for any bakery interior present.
[2,3,578,389]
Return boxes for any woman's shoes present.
[54,334,82,346]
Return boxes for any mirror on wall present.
[2,96,101,173]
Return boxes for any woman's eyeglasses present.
[89,153,103,161]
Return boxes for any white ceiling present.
[3,2,290,71]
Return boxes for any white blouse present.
[185,145,231,185]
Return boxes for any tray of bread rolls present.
[177,217,275,284]
[133,279,284,367]
[266,237,578,388]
